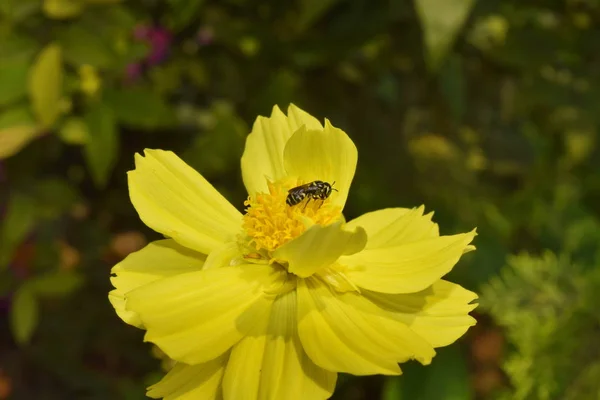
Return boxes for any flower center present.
[242,178,342,255]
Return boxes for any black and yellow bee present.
[286,180,337,208]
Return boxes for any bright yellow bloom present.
[109,105,478,399]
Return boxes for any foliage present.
[482,249,600,400]
[1,0,600,398]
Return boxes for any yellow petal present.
[297,279,435,375]
[128,149,242,254]
[109,239,205,328]
[346,206,439,249]
[342,230,476,293]
[203,241,244,269]
[241,104,323,196]
[363,280,478,347]
[125,264,281,364]
[222,290,336,400]
[273,220,367,278]
[283,121,357,209]
[147,356,227,400]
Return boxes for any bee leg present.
[302,197,311,211]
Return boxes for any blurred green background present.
[2,0,600,399]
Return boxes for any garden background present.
[1,0,600,399]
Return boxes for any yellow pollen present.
[242,179,342,253]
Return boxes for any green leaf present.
[415,0,476,71]
[84,104,118,188]
[0,193,37,269]
[29,272,84,297]
[0,106,36,130]
[439,55,466,121]
[298,0,342,31]
[0,36,38,64]
[420,346,473,400]
[43,0,83,19]
[385,346,472,400]
[0,60,29,106]
[35,179,80,218]
[382,376,404,400]
[1,0,40,23]
[10,285,39,345]
[166,0,205,30]
[104,87,175,129]
[59,117,89,145]
[28,43,64,128]
[58,24,116,68]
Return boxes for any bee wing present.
[287,182,312,193]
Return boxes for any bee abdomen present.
[286,192,305,206]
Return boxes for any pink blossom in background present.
[125,24,173,82]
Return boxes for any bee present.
[286,180,338,208]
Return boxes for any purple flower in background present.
[125,24,173,82]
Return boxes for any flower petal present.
[222,290,336,400]
[363,280,478,347]
[297,278,435,375]
[273,220,367,278]
[341,230,476,294]
[345,206,439,249]
[147,356,227,400]
[241,104,323,196]
[129,149,242,254]
[203,241,244,269]
[283,120,357,208]
[125,264,282,364]
[109,239,206,328]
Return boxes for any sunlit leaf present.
[59,117,89,145]
[415,0,476,71]
[29,272,84,297]
[43,0,83,19]
[28,43,64,128]
[0,125,40,159]
[10,285,39,345]
[84,104,118,188]
[0,193,37,269]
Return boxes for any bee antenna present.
[331,181,339,192]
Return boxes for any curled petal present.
[129,149,242,254]
[363,280,478,348]
[242,105,323,196]
[147,355,227,400]
[273,220,367,278]
[283,121,357,209]
[345,206,439,249]
[297,279,435,375]
[342,230,476,293]
[109,239,205,328]
[222,291,336,400]
[125,264,281,364]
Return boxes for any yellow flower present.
[109,105,478,399]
